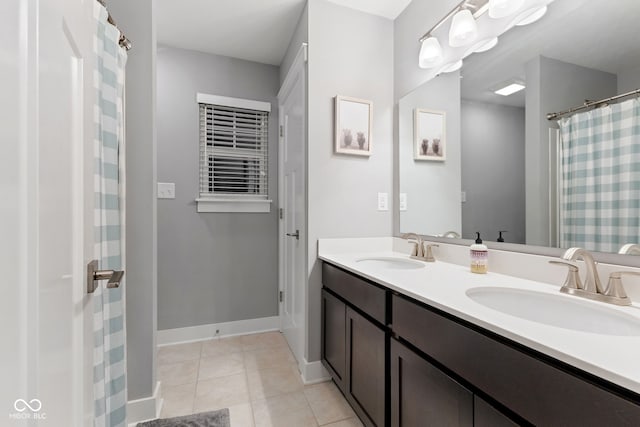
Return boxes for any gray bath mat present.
[136,408,230,427]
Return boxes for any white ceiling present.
[461,0,640,107]
[156,0,412,66]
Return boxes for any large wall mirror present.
[399,0,640,257]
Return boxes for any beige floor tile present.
[243,346,296,372]
[159,382,196,418]
[158,359,199,386]
[322,418,364,427]
[193,373,250,412]
[252,392,318,427]
[228,402,255,427]
[304,381,356,425]
[158,341,202,365]
[201,336,244,358]
[198,352,245,380]
[247,364,303,401]
[240,331,287,352]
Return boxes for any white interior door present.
[278,45,307,371]
[3,0,97,425]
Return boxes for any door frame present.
[277,43,308,371]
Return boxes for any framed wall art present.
[335,95,373,156]
[414,108,446,161]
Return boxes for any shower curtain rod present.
[547,88,640,120]
[96,0,132,51]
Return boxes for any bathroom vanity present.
[319,239,640,427]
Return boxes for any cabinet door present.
[346,306,386,427]
[474,396,519,427]
[391,338,472,427]
[322,289,346,390]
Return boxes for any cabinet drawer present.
[392,294,640,426]
[322,262,387,324]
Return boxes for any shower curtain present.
[94,2,128,426]
[558,98,640,253]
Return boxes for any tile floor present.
[157,331,363,427]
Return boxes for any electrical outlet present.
[461,191,467,203]
[377,192,389,211]
[399,193,407,211]
[157,182,175,199]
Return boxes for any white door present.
[278,45,308,371]
[2,0,97,425]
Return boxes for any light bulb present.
[419,37,444,69]
[514,5,548,26]
[449,9,478,47]
[489,0,525,19]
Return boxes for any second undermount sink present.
[466,287,640,336]
[356,257,425,270]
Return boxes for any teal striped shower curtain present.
[93,2,128,426]
[558,98,640,253]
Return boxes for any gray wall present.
[398,73,462,236]
[280,3,308,85]
[393,0,459,100]
[109,0,158,401]
[525,56,617,246]
[307,0,394,362]
[461,100,526,244]
[156,46,280,330]
[618,65,640,93]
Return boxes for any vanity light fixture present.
[494,82,526,96]
[417,0,553,72]
[489,0,525,19]
[419,37,444,69]
[514,5,548,26]
[449,8,479,47]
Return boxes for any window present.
[196,93,272,213]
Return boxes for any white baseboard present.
[127,381,162,426]
[157,316,280,346]
[300,358,331,385]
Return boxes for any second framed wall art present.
[335,95,373,156]
[414,108,446,161]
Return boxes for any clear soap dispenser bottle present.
[470,232,488,274]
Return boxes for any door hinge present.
[279,125,283,137]
[279,290,283,302]
[279,208,283,219]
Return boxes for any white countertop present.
[318,239,640,395]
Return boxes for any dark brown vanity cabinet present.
[322,261,640,427]
[322,262,388,427]
[390,338,473,427]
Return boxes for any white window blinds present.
[199,103,269,199]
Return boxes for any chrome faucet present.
[401,233,427,261]
[619,243,640,255]
[550,247,635,306]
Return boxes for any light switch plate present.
[158,182,175,199]
[377,192,389,211]
[399,193,407,211]
[461,191,466,203]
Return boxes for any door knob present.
[286,230,300,240]
[87,260,125,294]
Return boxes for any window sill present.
[196,198,272,213]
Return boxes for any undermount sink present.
[466,287,640,336]
[356,257,425,270]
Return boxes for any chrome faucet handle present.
[561,247,603,294]
[549,260,583,291]
[424,244,439,262]
[604,271,640,303]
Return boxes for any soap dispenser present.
[470,232,488,274]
